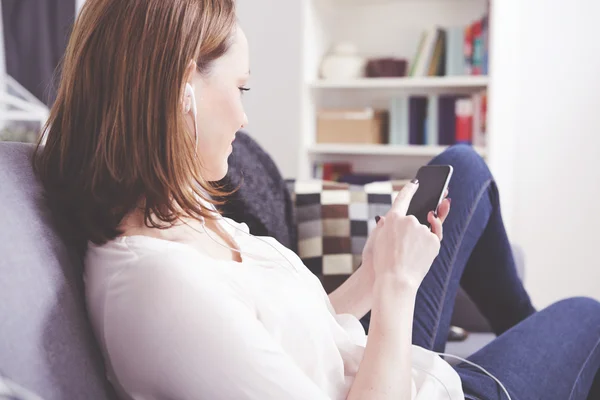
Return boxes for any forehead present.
[210,26,249,74]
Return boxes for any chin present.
[200,151,231,181]
[215,161,230,181]
[200,164,229,182]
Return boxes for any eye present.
[238,86,251,95]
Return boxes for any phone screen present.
[406,165,453,226]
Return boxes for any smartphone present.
[406,165,453,227]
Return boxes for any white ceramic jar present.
[320,42,365,80]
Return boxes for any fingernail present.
[411,179,419,185]
[448,198,452,205]
[375,215,381,223]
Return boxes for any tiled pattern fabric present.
[287,180,409,293]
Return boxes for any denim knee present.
[430,144,486,170]
[552,296,600,314]
[429,144,492,187]
[548,297,600,329]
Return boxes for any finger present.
[437,198,451,223]
[391,179,419,216]
[428,211,443,241]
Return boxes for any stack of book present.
[409,9,490,77]
[388,90,487,147]
[313,162,391,184]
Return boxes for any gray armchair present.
[0,139,524,397]
[0,143,116,400]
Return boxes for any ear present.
[184,59,197,85]
[182,59,197,114]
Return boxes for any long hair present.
[33,0,238,254]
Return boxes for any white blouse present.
[84,215,464,400]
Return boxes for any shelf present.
[341,0,472,3]
[309,76,489,91]
[308,143,486,157]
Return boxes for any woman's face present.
[189,25,250,181]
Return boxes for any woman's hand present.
[361,186,450,278]
[368,181,443,289]
[428,190,451,241]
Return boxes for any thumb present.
[391,179,419,216]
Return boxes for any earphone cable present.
[182,216,300,275]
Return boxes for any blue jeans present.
[361,145,600,399]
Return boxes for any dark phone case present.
[406,165,452,227]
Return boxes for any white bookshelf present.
[310,76,489,91]
[299,0,492,181]
[309,144,486,157]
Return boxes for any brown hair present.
[33,0,238,253]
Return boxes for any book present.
[428,30,446,76]
[409,97,428,145]
[471,93,482,146]
[413,27,440,77]
[313,163,323,179]
[445,27,466,76]
[425,95,439,146]
[472,91,488,147]
[409,32,428,77]
[388,97,409,145]
[338,174,391,185]
[481,14,490,75]
[322,162,352,182]
[472,20,483,75]
[455,99,474,144]
[464,24,474,75]
[438,95,461,145]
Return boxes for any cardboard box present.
[317,108,388,144]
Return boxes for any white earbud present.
[184,82,199,156]
[184,83,197,118]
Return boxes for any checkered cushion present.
[287,180,409,293]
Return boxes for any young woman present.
[33,0,600,399]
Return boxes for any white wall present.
[502,0,600,308]
[236,0,303,179]
[0,2,6,130]
[0,2,5,79]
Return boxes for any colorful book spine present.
[322,162,352,182]
[455,99,474,144]
[472,91,488,147]
[482,14,489,75]
[464,24,473,75]
[472,20,483,75]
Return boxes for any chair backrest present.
[217,131,297,252]
[0,143,115,399]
